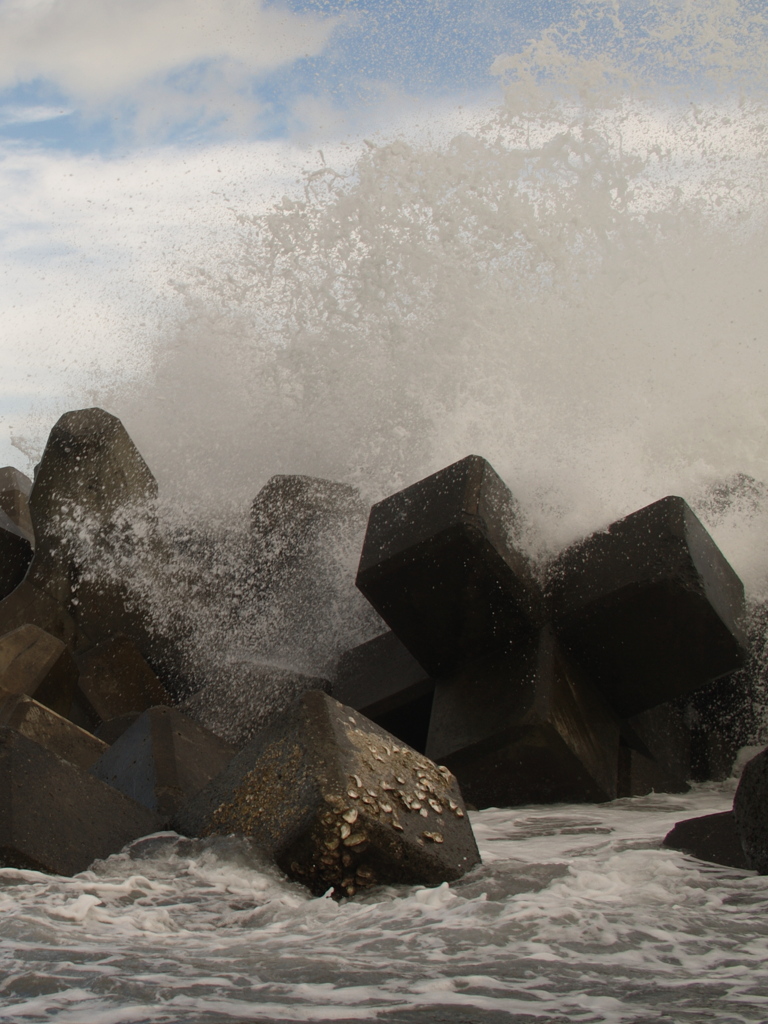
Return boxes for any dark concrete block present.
[94,712,141,745]
[0,467,34,544]
[27,407,157,642]
[618,703,692,797]
[333,631,434,752]
[0,580,80,648]
[0,624,78,717]
[76,635,171,724]
[91,707,237,821]
[249,474,379,674]
[662,811,749,870]
[0,727,161,875]
[0,693,107,769]
[685,674,756,782]
[356,455,544,678]
[174,690,480,898]
[547,496,747,717]
[733,746,768,873]
[181,662,331,748]
[425,627,619,808]
[0,512,32,600]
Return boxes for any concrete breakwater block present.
[0,727,161,875]
[174,690,480,898]
[426,627,619,808]
[356,455,544,678]
[0,693,107,769]
[332,631,434,753]
[0,467,34,544]
[733,746,768,873]
[618,703,692,797]
[0,623,78,717]
[0,580,80,649]
[75,635,171,725]
[546,495,747,717]
[0,513,32,600]
[662,811,749,870]
[27,407,158,644]
[91,706,237,821]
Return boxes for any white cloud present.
[0,0,339,105]
[0,103,73,125]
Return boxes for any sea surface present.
[0,782,764,1023]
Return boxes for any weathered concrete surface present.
[662,811,749,870]
[91,706,237,821]
[0,624,78,717]
[0,692,107,769]
[174,690,480,898]
[0,467,34,544]
[27,407,158,645]
[0,727,161,875]
[618,703,692,797]
[333,631,434,752]
[547,495,747,717]
[0,511,32,601]
[733,746,768,873]
[356,455,543,679]
[0,580,80,649]
[426,627,619,808]
[75,635,171,725]
[181,662,330,748]
[250,474,378,675]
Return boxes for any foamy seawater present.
[0,783,764,1023]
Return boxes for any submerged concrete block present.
[662,812,749,870]
[733,746,768,873]
[174,690,480,898]
[547,496,747,717]
[618,703,692,797]
[0,727,161,875]
[356,455,543,678]
[0,624,78,717]
[0,692,107,769]
[333,631,434,752]
[91,706,237,821]
[426,627,619,808]
[76,635,171,724]
[0,467,34,544]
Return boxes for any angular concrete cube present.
[618,702,692,797]
[333,631,434,752]
[0,580,80,649]
[0,727,161,875]
[663,811,749,870]
[0,693,107,769]
[91,706,237,821]
[425,627,620,808]
[76,635,171,724]
[546,496,747,717]
[733,746,768,873]
[356,456,544,678]
[0,624,78,717]
[27,407,158,641]
[0,512,32,600]
[0,467,34,544]
[174,690,480,897]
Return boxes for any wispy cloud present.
[0,0,341,135]
[0,104,73,126]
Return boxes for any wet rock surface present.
[0,623,78,717]
[733,746,768,873]
[662,810,749,870]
